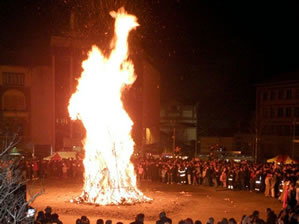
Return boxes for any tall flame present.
[68,8,151,205]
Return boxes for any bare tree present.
[0,134,43,224]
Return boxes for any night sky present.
[1,0,299,135]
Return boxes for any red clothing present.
[282,183,289,208]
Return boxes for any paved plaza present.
[29,179,283,224]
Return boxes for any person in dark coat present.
[156,212,172,224]
[130,213,145,224]
[44,206,52,223]
[80,216,90,224]
[265,208,277,224]
[51,213,63,224]
[96,219,104,224]
[287,182,297,210]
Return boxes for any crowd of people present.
[1,153,298,224]
[33,206,298,224]
[15,155,299,204]
[134,157,298,201]
[17,159,84,181]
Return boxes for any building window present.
[285,107,292,117]
[263,92,268,101]
[277,125,283,136]
[282,125,291,136]
[270,90,275,100]
[295,107,299,118]
[263,108,268,118]
[2,89,26,111]
[295,125,299,137]
[278,89,284,99]
[270,125,275,135]
[262,125,270,135]
[277,107,283,117]
[2,72,25,86]
[2,118,26,136]
[286,89,292,99]
[270,107,275,118]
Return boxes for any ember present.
[68,8,151,205]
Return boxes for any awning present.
[266,155,297,164]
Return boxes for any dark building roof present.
[256,72,299,87]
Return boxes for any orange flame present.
[68,8,151,205]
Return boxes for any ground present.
[28,178,283,224]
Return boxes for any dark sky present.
[1,0,299,135]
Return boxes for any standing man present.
[156,212,172,224]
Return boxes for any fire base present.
[70,191,152,206]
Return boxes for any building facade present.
[256,80,299,160]
[0,39,160,156]
[0,65,55,156]
[160,101,198,156]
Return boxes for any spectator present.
[207,217,214,224]
[277,208,288,224]
[266,208,277,224]
[156,211,172,224]
[287,182,297,210]
[185,218,194,224]
[240,215,246,224]
[44,206,53,223]
[105,219,112,224]
[80,216,90,224]
[228,218,237,224]
[252,210,262,223]
[220,218,228,224]
[97,218,104,224]
[130,213,145,224]
[51,213,63,224]
[36,211,45,223]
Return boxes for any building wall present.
[141,59,160,145]
[0,65,54,154]
[160,102,197,153]
[234,134,255,156]
[256,80,299,160]
[199,137,234,154]
[0,66,30,140]
[30,66,54,147]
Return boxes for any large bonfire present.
[68,8,151,205]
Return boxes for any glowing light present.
[68,8,151,205]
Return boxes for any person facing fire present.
[177,164,187,184]
[227,169,235,190]
[130,213,145,224]
[167,164,174,184]
[156,211,172,224]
